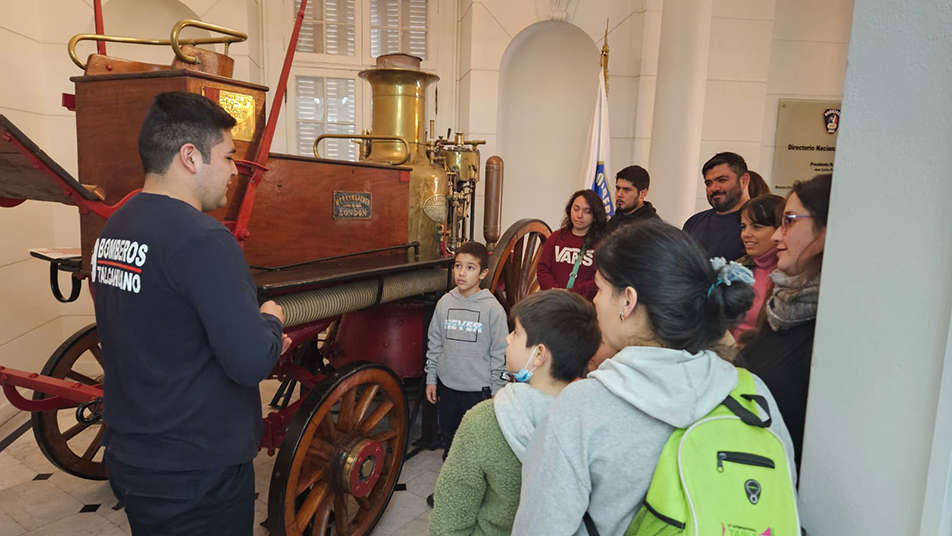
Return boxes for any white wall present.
[797,0,952,533]
[459,0,656,236]
[497,21,599,229]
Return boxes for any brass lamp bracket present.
[313,134,411,166]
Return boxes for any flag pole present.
[601,19,610,96]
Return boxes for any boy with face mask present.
[428,290,601,536]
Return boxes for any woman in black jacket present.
[739,173,832,473]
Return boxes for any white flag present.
[580,67,614,216]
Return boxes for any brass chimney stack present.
[359,54,448,257]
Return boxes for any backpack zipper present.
[717,451,775,472]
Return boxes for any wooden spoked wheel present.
[31,323,107,480]
[269,362,408,536]
[483,218,552,313]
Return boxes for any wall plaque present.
[333,191,372,220]
[771,99,841,191]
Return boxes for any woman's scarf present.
[765,270,821,331]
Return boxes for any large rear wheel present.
[268,361,408,536]
[483,218,552,313]
[31,323,107,480]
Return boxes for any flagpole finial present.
[601,19,610,95]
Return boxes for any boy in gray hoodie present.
[425,242,509,466]
[429,290,602,536]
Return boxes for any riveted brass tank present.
[359,54,448,257]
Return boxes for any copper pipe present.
[484,156,504,249]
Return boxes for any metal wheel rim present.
[31,323,107,480]
[269,361,408,536]
[483,218,552,312]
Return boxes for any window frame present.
[286,67,366,161]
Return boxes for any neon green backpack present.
[585,369,800,536]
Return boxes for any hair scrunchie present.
[707,257,755,298]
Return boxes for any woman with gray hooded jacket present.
[511,221,797,536]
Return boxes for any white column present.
[646,0,713,226]
[798,0,952,534]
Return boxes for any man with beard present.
[683,152,751,260]
[604,165,660,235]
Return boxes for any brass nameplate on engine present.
[203,87,256,142]
[333,191,372,220]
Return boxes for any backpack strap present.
[723,369,772,428]
[583,512,600,536]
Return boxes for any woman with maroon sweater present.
[537,190,607,301]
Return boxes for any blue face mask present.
[513,346,541,383]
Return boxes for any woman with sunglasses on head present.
[537,189,609,301]
[732,194,786,344]
[739,173,832,473]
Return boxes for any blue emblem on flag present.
[592,161,614,217]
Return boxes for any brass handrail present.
[170,20,247,64]
[67,19,247,70]
[313,134,411,166]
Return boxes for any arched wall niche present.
[497,20,599,231]
[74,0,211,67]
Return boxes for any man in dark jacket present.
[94,92,292,535]
[604,165,660,235]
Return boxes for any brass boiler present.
[358,54,448,257]
[432,132,484,252]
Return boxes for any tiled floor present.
[0,379,443,536]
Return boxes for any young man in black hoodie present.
[604,165,660,235]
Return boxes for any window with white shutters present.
[295,0,356,56]
[295,76,357,161]
[370,0,428,59]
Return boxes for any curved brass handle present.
[170,20,247,65]
[313,134,411,166]
[68,20,247,70]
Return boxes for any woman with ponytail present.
[511,221,796,536]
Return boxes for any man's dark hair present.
[455,241,489,271]
[616,165,650,191]
[510,290,601,382]
[138,92,237,175]
[701,152,748,180]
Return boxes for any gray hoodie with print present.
[425,288,509,394]
[511,346,797,536]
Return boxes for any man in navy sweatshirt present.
[93,92,291,536]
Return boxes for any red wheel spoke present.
[66,370,99,386]
[334,493,352,536]
[89,345,104,367]
[306,438,335,464]
[371,428,398,443]
[353,385,380,429]
[356,496,372,511]
[81,425,106,460]
[338,387,358,433]
[61,421,91,441]
[318,413,337,442]
[358,399,394,434]
[313,499,332,536]
[295,465,326,495]
[295,482,328,532]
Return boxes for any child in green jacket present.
[429,290,602,536]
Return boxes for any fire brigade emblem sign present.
[823,108,840,134]
[333,191,372,219]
